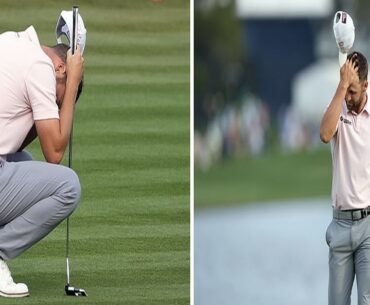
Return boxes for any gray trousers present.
[0,151,81,260]
[326,216,370,305]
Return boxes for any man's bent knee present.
[55,167,81,210]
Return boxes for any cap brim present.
[339,52,347,67]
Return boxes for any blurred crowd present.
[194,94,321,172]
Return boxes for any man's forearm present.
[35,80,79,164]
[320,83,347,143]
[58,79,78,151]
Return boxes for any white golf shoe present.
[0,259,29,297]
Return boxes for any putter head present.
[65,284,87,297]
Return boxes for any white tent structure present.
[292,59,340,125]
[235,0,333,18]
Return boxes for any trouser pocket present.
[326,220,334,247]
[326,219,352,251]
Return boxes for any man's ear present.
[363,80,368,92]
[55,62,66,75]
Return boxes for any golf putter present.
[56,5,87,297]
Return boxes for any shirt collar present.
[363,94,370,115]
[17,26,40,47]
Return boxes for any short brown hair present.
[347,51,368,81]
[51,43,69,63]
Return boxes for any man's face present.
[56,79,66,109]
[345,80,366,112]
[55,62,66,109]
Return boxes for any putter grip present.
[69,6,78,167]
[72,6,79,55]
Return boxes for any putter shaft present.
[64,6,87,297]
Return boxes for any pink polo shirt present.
[0,26,59,156]
[331,98,370,210]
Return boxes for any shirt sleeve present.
[25,60,59,121]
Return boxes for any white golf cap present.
[56,10,87,54]
[333,11,355,67]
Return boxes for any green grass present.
[195,148,332,208]
[0,1,189,304]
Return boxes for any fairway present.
[195,148,332,208]
[0,1,189,304]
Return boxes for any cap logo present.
[342,12,347,24]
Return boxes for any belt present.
[333,207,370,221]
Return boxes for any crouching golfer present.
[0,26,84,297]
[320,52,370,305]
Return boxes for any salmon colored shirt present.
[0,26,59,156]
[331,98,370,210]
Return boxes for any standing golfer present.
[0,26,84,297]
[320,52,370,305]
